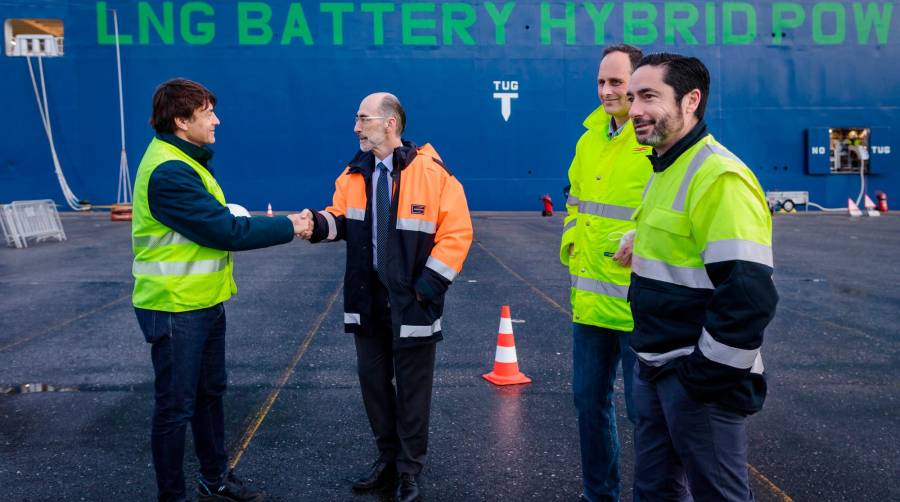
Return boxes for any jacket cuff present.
[414,268,449,303]
[559,236,574,266]
[308,209,327,243]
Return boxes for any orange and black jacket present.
[308,140,473,346]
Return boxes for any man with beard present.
[297,92,473,502]
[625,54,778,500]
[560,44,652,502]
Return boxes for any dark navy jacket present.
[147,133,294,251]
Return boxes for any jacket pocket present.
[134,308,173,344]
[644,207,691,236]
[400,293,444,331]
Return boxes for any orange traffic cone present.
[266,203,274,217]
[847,198,862,217]
[483,305,532,386]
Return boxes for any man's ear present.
[174,116,189,132]
[682,89,701,117]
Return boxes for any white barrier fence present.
[0,200,67,249]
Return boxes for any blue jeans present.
[572,322,636,502]
[135,304,229,502]
[632,362,752,502]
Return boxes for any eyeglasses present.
[354,115,387,123]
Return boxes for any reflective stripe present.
[702,239,773,267]
[567,195,580,206]
[344,313,361,325]
[672,144,742,211]
[400,318,442,338]
[397,218,436,234]
[632,255,713,289]
[642,174,654,200]
[133,231,192,248]
[132,257,228,276]
[750,353,764,374]
[494,345,518,363]
[698,328,760,370]
[637,346,694,366]
[319,210,337,241]
[571,275,629,299]
[563,219,577,233]
[346,207,365,221]
[426,256,457,282]
[578,201,635,221]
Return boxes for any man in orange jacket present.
[299,92,473,502]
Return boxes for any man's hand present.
[612,230,635,267]
[567,243,574,257]
[288,210,314,240]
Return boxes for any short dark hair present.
[150,78,217,134]
[379,94,406,135]
[602,44,643,71]
[635,53,710,120]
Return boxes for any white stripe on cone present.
[498,317,513,334]
[494,345,518,363]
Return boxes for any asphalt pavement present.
[0,211,897,501]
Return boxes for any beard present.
[634,110,683,147]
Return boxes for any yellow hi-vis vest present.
[560,106,653,331]
[132,137,236,312]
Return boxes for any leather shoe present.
[351,459,397,491]
[396,473,420,502]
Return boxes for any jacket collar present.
[647,121,708,173]
[582,105,609,134]
[157,133,214,170]
[583,105,630,140]
[348,139,418,176]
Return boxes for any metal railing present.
[0,200,67,249]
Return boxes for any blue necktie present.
[376,162,390,284]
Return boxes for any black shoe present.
[396,473,420,502]
[197,470,265,501]
[352,459,397,491]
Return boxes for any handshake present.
[287,209,315,240]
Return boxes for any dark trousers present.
[632,362,753,502]
[572,323,636,502]
[135,304,229,502]
[354,276,437,475]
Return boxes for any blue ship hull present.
[2,1,897,210]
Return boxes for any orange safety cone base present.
[482,370,532,386]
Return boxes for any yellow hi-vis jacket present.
[630,131,777,414]
[560,106,653,331]
[132,138,236,312]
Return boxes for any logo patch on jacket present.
[632,146,651,153]
[411,204,426,215]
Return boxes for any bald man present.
[299,93,473,502]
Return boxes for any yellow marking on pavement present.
[229,282,343,469]
[478,238,794,502]
[0,293,132,353]
[748,464,793,501]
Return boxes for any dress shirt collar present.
[375,153,394,174]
